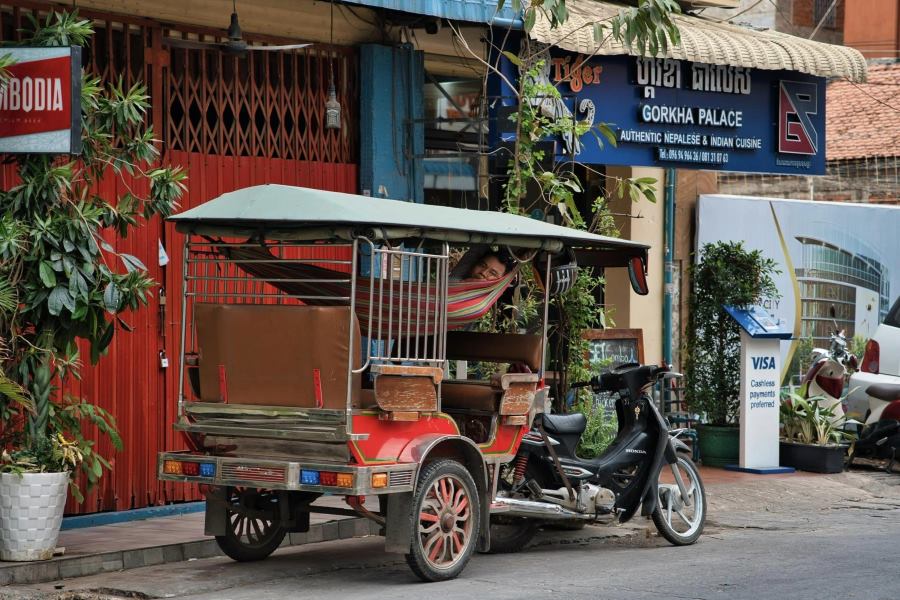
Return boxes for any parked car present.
[847,296,900,420]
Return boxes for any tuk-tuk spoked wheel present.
[215,487,286,562]
[406,460,481,582]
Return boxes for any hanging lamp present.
[325,0,341,130]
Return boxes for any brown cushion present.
[446,332,542,372]
[441,381,499,412]
[357,388,378,409]
[194,303,360,408]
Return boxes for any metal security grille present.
[165,37,358,162]
[0,4,152,86]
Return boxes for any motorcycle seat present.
[542,413,587,436]
[867,383,900,403]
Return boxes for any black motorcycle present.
[848,382,900,472]
[489,363,706,552]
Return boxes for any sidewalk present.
[0,497,379,586]
[0,466,883,587]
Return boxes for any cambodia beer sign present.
[0,47,82,154]
[493,51,826,175]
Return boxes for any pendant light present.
[325,0,341,130]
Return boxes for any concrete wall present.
[844,0,900,58]
[605,166,666,365]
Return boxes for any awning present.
[344,0,517,25]
[530,0,867,82]
[170,184,649,256]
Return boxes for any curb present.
[0,517,380,586]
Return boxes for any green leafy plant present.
[683,241,779,426]
[780,391,857,447]
[0,11,184,499]
[573,396,617,459]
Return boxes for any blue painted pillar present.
[359,44,424,204]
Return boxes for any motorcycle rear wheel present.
[485,461,549,553]
[652,454,706,545]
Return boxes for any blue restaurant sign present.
[492,49,826,175]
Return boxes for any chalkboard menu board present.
[585,329,644,368]
[583,329,644,410]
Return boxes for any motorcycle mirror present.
[627,255,649,296]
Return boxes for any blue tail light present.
[300,469,320,485]
[199,463,216,477]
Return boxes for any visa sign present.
[752,356,777,370]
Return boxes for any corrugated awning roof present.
[530,0,867,82]
[343,0,517,24]
[171,184,649,255]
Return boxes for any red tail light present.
[862,339,880,374]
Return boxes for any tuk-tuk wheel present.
[406,460,481,582]
[215,487,286,562]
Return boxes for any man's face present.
[468,255,507,281]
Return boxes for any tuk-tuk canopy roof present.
[171,185,648,259]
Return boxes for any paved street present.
[3,469,898,600]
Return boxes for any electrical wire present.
[837,77,900,113]
[808,0,839,40]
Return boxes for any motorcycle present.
[848,382,900,472]
[489,363,706,552]
[803,326,857,421]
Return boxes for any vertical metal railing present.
[353,240,449,371]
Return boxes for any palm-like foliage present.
[780,391,857,446]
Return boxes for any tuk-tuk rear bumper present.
[157,451,416,495]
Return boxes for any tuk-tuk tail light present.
[300,469,354,488]
[371,473,388,488]
[163,460,216,478]
[163,460,183,475]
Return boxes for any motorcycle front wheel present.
[652,454,706,545]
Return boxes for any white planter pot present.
[0,471,69,561]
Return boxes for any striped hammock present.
[222,246,517,338]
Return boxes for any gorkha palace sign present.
[493,49,826,175]
[0,47,82,154]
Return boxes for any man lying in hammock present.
[461,251,515,282]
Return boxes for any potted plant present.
[0,11,184,561]
[779,391,857,473]
[683,241,779,466]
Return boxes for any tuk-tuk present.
[157,184,653,581]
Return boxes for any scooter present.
[489,363,706,553]
[803,327,857,421]
[848,382,900,472]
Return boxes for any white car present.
[847,296,900,421]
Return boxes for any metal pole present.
[664,168,677,368]
[177,236,190,418]
[346,239,359,436]
[539,254,552,380]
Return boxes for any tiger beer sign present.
[0,47,82,154]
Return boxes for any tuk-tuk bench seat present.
[441,381,498,412]
[440,331,542,415]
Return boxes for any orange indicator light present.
[371,473,388,488]
[163,460,183,475]
[336,473,354,488]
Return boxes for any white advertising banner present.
[697,195,900,376]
